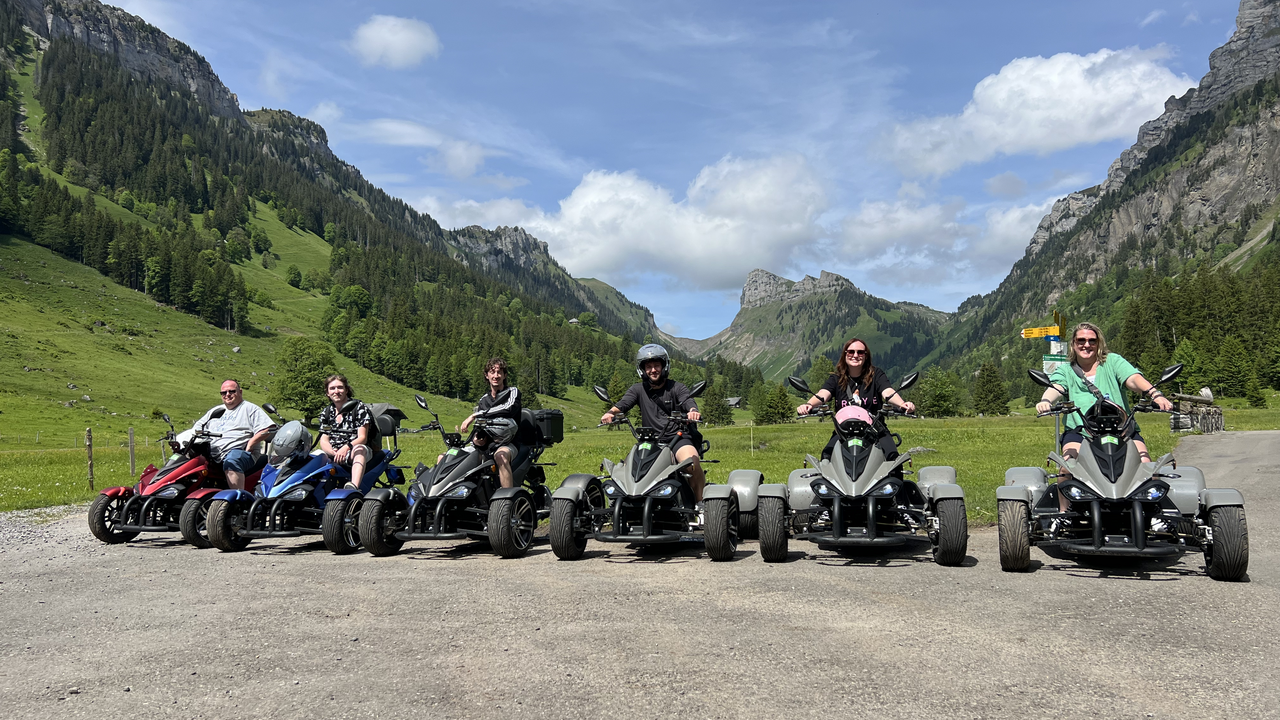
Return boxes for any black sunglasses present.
[845,349,868,356]
[220,389,240,396]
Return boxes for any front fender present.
[101,486,134,499]
[324,487,363,503]
[185,487,221,502]
[213,489,254,504]
[1200,488,1245,512]
[552,473,599,503]
[758,483,789,501]
[996,486,1032,503]
[928,483,966,501]
[726,469,764,511]
[702,484,734,502]
[363,487,400,505]
[491,486,531,502]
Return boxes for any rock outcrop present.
[740,269,852,310]
[14,0,242,120]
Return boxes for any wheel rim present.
[511,496,536,549]
[102,497,124,533]
[342,499,362,548]
[196,501,210,538]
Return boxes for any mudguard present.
[996,485,1033,503]
[213,489,254,504]
[1199,488,1245,511]
[551,473,599,503]
[758,483,789,500]
[491,486,531,502]
[1002,467,1048,507]
[101,486,134,499]
[702,484,734,501]
[185,487,221,501]
[786,468,818,509]
[726,469,764,511]
[927,483,965,501]
[1165,466,1205,516]
[917,466,957,497]
[363,487,398,504]
[325,487,363,503]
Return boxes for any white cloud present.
[1140,10,1166,28]
[348,15,441,69]
[420,155,828,290]
[973,199,1055,271]
[1183,12,1201,26]
[259,50,301,101]
[984,171,1027,199]
[306,101,344,127]
[888,47,1196,177]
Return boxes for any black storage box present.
[534,409,564,445]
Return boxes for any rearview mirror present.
[1157,364,1183,386]
[162,413,172,425]
[1027,369,1053,387]
[262,403,278,416]
[208,407,227,420]
[593,386,612,403]
[898,372,919,392]
[415,394,429,411]
[688,380,706,398]
[787,376,812,396]
[341,398,360,414]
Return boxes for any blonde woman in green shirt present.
[1035,322,1173,464]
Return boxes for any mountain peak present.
[740,269,851,309]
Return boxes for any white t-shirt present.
[194,401,275,460]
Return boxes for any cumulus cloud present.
[421,155,828,290]
[888,47,1195,177]
[1140,10,1166,28]
[984,171,1027,199]
[348,15,441,69]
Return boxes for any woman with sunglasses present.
[796,338,915,460]
[1035,322,1173,464]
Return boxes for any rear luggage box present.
[534,409,564,445]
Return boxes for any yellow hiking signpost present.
[1023,310,1070,451]
[1019,325,1058,338]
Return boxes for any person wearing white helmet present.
[600,344,706,500]
[455,357,522,488]
[796,337,914,461]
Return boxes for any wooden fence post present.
[86,428,94,492]
[128,427,136,477]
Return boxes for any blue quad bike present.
[206,401,408,554]
[357,392,564,559]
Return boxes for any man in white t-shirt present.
[192,379,276,490]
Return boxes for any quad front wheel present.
[179,497,214,548]
[757,496,789,563]
[549,498,587,560]
[932,498,968,566]
[88,494,138,544]
[997,500,1031,572]
[358,498,405,557]
[489,495,536,558]
[207,500,251,552]
[704,496,738,561]
[1204,506,1248,581]
[322,496,363,554]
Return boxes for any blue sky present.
[116,1,1239,338]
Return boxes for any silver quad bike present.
[549,382,763,561]
[754,374,969,565]
[999,364,1248,581]
[357,392,562,559]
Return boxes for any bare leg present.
[1134,439,1153,463]
[1057,441,1081,512]
[494,446,514,488]
[348,445,370,490]
[675,445,706,501]
[225,469,245,491]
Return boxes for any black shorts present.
[1061,426,1144,446]
[670,436,696,455]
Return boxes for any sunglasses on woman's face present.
[1074,338,1098,347]
[845,349,867,357]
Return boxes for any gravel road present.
[1,431,1275,719]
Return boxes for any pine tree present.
[269,337,336,424]
[1214,336,1253,397]
[806,354,835,391]
[701,380,735,426]
[916,367,963,417]
[971,361,1008,416]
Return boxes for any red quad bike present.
[86,404,278,547]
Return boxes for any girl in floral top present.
[318,375,374,490]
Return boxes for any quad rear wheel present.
[88,494,138,544]
[932,498,968,566]
[322,496,363,554]
[550,498,588,560]
[179,497,213,548]
[358,498,405,557]
[207,499,251,552]
[704,496,738,561]
[758,496,789,563]
[489,495,536,558]
[997,500,1031,572]
[1204,506,1248,581]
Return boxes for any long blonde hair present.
[1066,322,1110,365]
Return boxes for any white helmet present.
[269,421,312,464]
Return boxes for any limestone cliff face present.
[14,0,242,120]
[739,269,852,310]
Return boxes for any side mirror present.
[1157,364,1183,386]
[341,398,360,414]
[415,394,429,411]
[208,407,227,420]
[898,372,919,392]
[787,376,812,396]
[262,403,278,416]
[593,386,612,403]
[162,413,172,425]
[1027,369,1053,388]
[688,380,706,398]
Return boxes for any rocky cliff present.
[13,0,242,120]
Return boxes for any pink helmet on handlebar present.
[835,405,873,429]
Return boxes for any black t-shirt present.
[820,370,893,416]
[615,380,697,442]
[474,386,521,422]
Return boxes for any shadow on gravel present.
[399,543,553,560]
[601,543,709,564]
[1035,555,1210,581]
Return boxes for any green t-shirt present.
[1048,353,1142,430]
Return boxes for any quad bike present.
[754,374,969,566]
[548,382,763,561]
[87,405,273,548]
[998,364,1248,581]
[206,401,407,554]
[357,392,563,559]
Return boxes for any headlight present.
[281,487,308,502]
[446,485,471,499]
[648,482,677,498]
[875,482,899,497]
[407,484,422,501]
[1063,484,1098,501]
[154,485,181,499]
[1130,483,1167,501]
[812,480,838,497]
[603,481,622,497]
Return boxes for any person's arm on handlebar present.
[797,389,832,415]
[1035,385,1064,415]
[1125,373,1174,411]
[881,387,915,414]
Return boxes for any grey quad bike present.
[754,374,969,565]
[548,381,763,561]
[998,364,1248,581]
[357,392,562,559]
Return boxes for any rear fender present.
[927,482,965,501]
[1165,466,1205,516]
[996,486,1033,503]
[726,469,764,511]
[101,486,135,499]
[212,489,254,504]
[1199,488,1245,512]
[551,474,600,503]
[1002,467,1048,507]
[490,486,531,502]
[758,483,789,501]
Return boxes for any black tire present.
[703,496,738,561]
[357,498,405,557]
[997,500,1031,572]
[738,510,758,540]
[1204,506,1249,581]
[932,498,968,566]
[489,495,536,558]
[207,499,252,552]
[550,497,587,560]
[758,496,789,563]
[179,498,214,549]
[88,494,138,544]
[322,496,363,554]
